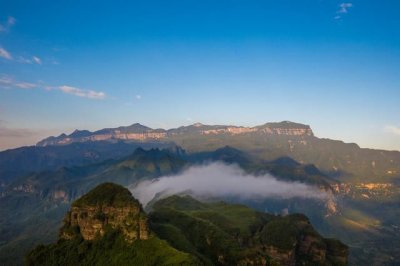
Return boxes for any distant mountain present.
[0,141,176,185]
[35,121,400,182]
[36,121,314,146]
[26,183,348,266]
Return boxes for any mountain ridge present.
[36,121,314,146]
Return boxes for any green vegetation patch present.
[26,229,199,266]
[72,183,140,208]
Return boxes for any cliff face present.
[37,121,314,146]
[60,183,149,242]
[61,205,149,242]
[26,183,199,266]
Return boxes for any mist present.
[131,162,329,206]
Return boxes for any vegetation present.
[72,183,140,208]
[26,230,199,266]
[0,145,398,265]
[149,195,348,265]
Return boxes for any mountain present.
[0,141,176,186]
[0,148,187,265]
[35,121,400,182]
[1,128,400,265]
[26,183,348,266]
[0,147,341,265]
[36,121,314,146]
[26,183,199,266]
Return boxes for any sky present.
[0,0,400,151]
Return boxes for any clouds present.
[335,3,353,20]
[0,16,46,65]
[131,162,328,206]
[59,85,106,100]
[16,55,42,65]
[0,17,15,60]
[0,47,12,60]
[0,75,36,89]
[338,3,353,14]
[32,56,42,64]
[0,16,15,33]
[0,75,106,100]
[385,125,400,136]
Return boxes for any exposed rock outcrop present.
[60,183,149,242]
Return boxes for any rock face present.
[60,183,149,242]
[37,121,314,146]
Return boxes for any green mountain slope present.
[26,183,347,266]
[26,183,199,266]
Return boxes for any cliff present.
[36,121,314,146]
[60,183,149,242]
[26,183,199,266]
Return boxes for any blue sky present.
[0,0,400,151]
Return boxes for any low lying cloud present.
[0,75,106,100]
[385,125,400,136]
[131,163,328,206]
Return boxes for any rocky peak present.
[60,183,149,242]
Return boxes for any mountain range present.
[26,183,348,266]
[0,121,399,265]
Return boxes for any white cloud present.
[0,75,106,100]
[58,85,106,100]
[0,75,36,89]
[0,47,12,60]
[335,3,353,19]
[385,125,400,136]
[32,56,42,65]
[131,163,328,207]
[0,16,16,33]
[136,95,142,100]
[16,56,32,64]
[338,3,353,14]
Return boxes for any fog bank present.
[131,162,328,206]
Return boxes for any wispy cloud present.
[0,75,36,89]
[335,3,353,19]
[135,95,142,100]
[58,85,106,100]
[338,3,353,13]
[16,55,43,65]
[0,74,106,100]
[0,16,16,33]
[32,56,42,65]
[0,47,12,60]
[385,125,400,136]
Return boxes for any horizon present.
[1,0,400,151]
[3,119,399,153]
